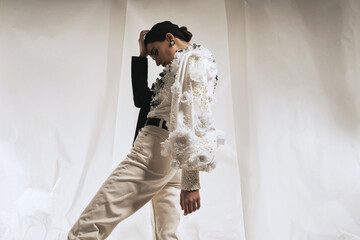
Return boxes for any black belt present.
[145,117,168,131]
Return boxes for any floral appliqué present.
[159,43,226,173]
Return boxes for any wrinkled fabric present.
[67,125,182,240]
[1,0,235,239]
[151,43,227,191]
[146,66,175,124]
[160,44,226,173]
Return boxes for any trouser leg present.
[151,170,182,240]
[68,125,177,240]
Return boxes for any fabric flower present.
[159,43,226,189]
[160,126,198,168]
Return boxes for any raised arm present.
[131,30,152,108]
[131,56,152,108]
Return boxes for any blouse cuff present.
[181,170,201,191]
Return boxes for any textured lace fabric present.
[153,43,226,191]
[147,43,198,125]
[146,64,176,125]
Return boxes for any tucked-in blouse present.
[146,61,175,124]
[148,43,226,191]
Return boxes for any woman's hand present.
[138,30,150,57]
[180,189,200,216]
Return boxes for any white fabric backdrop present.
[226,0,360,239]
[0,0,359,239]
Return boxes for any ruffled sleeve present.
[160,47,226,191]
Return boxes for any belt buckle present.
[159,119,164,128]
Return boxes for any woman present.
[68,21,225,240]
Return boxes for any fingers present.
[184,199,200,215]
[138,30,150,57]
[185,201,190,215]
[180,192,184,210]
[184,201,195,215]
[181,190,201,216]
[193,200,197,213]
[139,30,150,40]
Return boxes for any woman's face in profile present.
[146,40,174,67]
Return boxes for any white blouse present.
[146,60,176,124]
[148,43,226,190]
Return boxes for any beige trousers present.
[68,125,182,240]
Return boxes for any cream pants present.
[68,125,182,240]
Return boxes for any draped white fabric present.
[0,0,359,239]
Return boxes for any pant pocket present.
[135,127,172,175]
[148,137,172,175]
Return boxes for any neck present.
[176,41,191,51]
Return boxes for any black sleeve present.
[131,56,152,108]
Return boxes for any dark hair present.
[144,21,192,45]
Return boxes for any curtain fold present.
[225,0,360,239]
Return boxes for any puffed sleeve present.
[160,48,226,191]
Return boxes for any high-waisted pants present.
[67,125,182,239]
